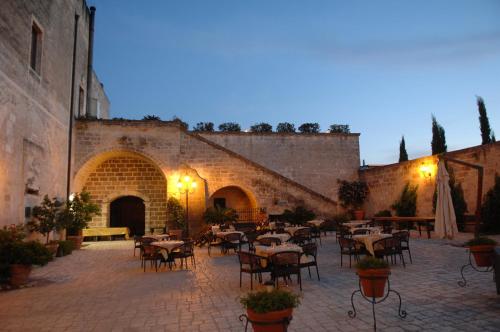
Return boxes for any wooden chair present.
[373,237,405,267]
[289,228,311,246]
[141,244,160,272]
[237,251,269,290]
[221,232,242,254]
[207,232,222,256]
[269,251,302,291]
[300,243,320,281]
[339,237,361,268]
[171,241,196,269]
[392,231,412,263]
[245,232,259,252]
[310,226,322,246]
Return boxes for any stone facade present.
[360,142,500,218]
[73,120,353,234]
[199,132,360,199]
[0,0,109,227]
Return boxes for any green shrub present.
[374,209,392,217]
[166,197,186,230]
[0,225,27,281]
[482,174,500,234]
[281,206,316,225]
[465,237,497,246]
[338,180,369,210]
[203,206,238,225]
[391,183,418,217]
[276,122,295,133]
[9,241,52,266]
[240,289,300,314]
[250,122,272,133]
[58,240,75,256]
[356,256,389,270]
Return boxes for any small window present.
[214,198,226,209]
[30,21,42,74]
[78,87,85,116]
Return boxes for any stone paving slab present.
[0,234,499,331]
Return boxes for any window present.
[214,198,226,209]
[78,87,85,116]
[30,21,42,74]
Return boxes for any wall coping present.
[197,131,360,137]
[360,141,500,173]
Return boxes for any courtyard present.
[1,234,499,332]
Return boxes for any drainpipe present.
[67,14,79,199]
[85,6,96,117]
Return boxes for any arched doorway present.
[209,186,260,221]
[110,196,145,236]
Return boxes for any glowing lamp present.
[419,163,432,179]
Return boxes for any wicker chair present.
[339,237,362,267]
[141,244,160,272]
[207,232,222,256]
[269,251,302,291]
[300,243,320,280]
[373,237,405,267]
[289,228,311,246]
[310,226,322,246]
[133,235,142,257]
[221,232,242,254]
[336,225,351,243]
[237,251,269,290]
[245,232,259,252]
[171,241,196,269]
[392,231,412,263]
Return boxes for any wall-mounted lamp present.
[419,163,433,179]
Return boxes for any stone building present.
[0,0,109,227]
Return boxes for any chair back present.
[142,244,156,256]
[238,251,261,268]
[256,237,281,246]
[352,229,369,235]
[270,251,301,266]
[392,230,409,243]
[224,232,242,243]
[339,237,355,249]
[301,243,317,257]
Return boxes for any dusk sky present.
[88,0,500,165]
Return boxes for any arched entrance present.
[209,186,260,221]
[110,196,145,236]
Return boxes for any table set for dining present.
[257,232,291,243]
[254,243,303,267]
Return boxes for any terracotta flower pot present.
[247,308,293,332]
[9,264,32,287]
[357,268,390,298]
[469,245,495,267]
[353,210,365,220]
[67,235,83,250]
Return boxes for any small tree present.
[143,115,161,121]
[391,183,418,217]
[172,116,188,130]
[59,192,101,236]
[399,136,408,162]
[166,197,186,231]
[192,122,214,132]
[250,122,273,133]
[477,96,492,145]
[431,115,447,154]
[337,180,369,211]
[298,123,320,133]
[276,122,296,133]
[218,122,241,132]
[328,124,350,134]
[28,195,64,244]
[481,174,500,233]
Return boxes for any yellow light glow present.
[419,163,432,178]
[191,181,197,188]
[184,175,191,182]
[176,182,183,188]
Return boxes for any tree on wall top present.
[143,115,161,121]
[431,115,447,155]
[298,123,320,133]
[172,116,188,130]
[477,96,492,145]
[399,136,408,162]
[276,122,296,133]
[192,122,214,132]
[218,122,241,132]
[250,122,273,133]
[328,124,350,134]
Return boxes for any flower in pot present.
[240,289,300,332]
[28,195,65,256]
[8,241,52,287]
[58,192,100,249]
[464,237,497,267]
[338,180,369,220]
[356,257,390,298]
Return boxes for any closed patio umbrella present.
[434,160,459,239]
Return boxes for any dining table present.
[143,234,170,241]
[349,227,381,235]
[352,233,392,256]
[307,219,325,227]
[254,244,303,267]
[151,240,184,262]
[284,226,309,235]
[342,220,371,229]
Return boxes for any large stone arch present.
[73,150,168,231]
[208,185,262,222]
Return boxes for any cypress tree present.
[399,136,408,162]
[477,96,492,145]
[492,131,496,142]
[431,115,447,154]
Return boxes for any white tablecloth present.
[254,244,302,267]
[343,221,370,229]
[307,220,325,227]
[349,227,381,235]
[144,234,170,241]
[284,226,308,235]
[152,240,184,259]
[257,233,290,243]
[352,234,392,256]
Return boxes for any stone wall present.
[83,155,167,230]
[360,142,500,218]
[0,0,107,227]
[199,132,360,200]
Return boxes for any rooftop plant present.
[328,124,350,134]
[276,122,296,133]
[240,289,300,314]
[250,122,272,133]
[192,122,214,132]
[218,122,241,132]
[298,123,320,133]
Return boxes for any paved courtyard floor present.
[0,234,499,332]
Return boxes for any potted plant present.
[356,257,390,298]
[28,195,64,256]
[338,180,369,220]
[203,205,238,226]
[240,289,300,332]
[166,197,186,235]
[8,241,52,286]
[465,237,497,267]
[56,240,76,257]
[59,191,101,249]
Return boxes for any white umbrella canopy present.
[434,160,459,239]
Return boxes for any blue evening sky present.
[88,0,500,165]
